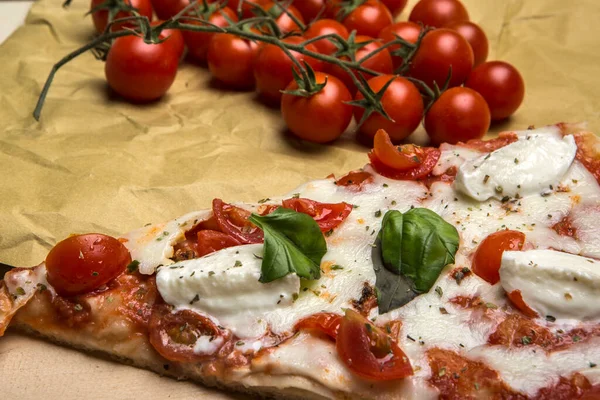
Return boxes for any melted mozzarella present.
[455,133,577,201]
[500,249,600,320]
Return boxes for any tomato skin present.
[409,0,469,28]
[328,35,393,95]
[196,230,241,257]
[381,0,408,17]
[304,19,349,55]
[105,35,179,102]
[342,0,394,38]
[409,28,474,89]
[207,33,258,89]
[152,20,185,59]
[372,129,422,170]
[336,309,413,381]
[212,199,264,244]
[354,75,424,142]
[282,198,353,232]
[424,87,491,145]
[259,1,305,34]
[254,36,324,103]
[465,61,525,121]
[369,146,440,180]
[445,21,488,67]
[472,230,526,285]
[293,0,326,22]
[335,170,374,189]
[281,72,353,143]
[151,0,192,20]
[45,234,131,297]
[506,290,539,318]
[91,0,153,33]
[182,7,238,64]
[378,21,422,70]
[294,312,341,340]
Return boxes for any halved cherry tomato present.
[472,230,526,284]
[335,170,374,189]
[507,290,538,318]
[91,0,153,34]
[369,143,440,180]
[304,19,349,55]
[212,198,263,244]
[282,198,353,232]
[372,129,422,170]
[342,0,394,38]
[197,230,241,257]
[45,233,131,296]
[336,309,413,381]
[409,0,469,28]
[294,312,342,340]
[149,304,230,362]
[181,7,238,63]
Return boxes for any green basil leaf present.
[249,208,326,283]
[379,208,459,298]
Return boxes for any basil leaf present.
[379,208,459,295]
[249,208,326,283]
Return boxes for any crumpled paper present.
[0,0,599,398]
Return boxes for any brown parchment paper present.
[0,0,599,398]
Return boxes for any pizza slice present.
[2,123,600,399]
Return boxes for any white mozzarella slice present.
[455,133,577,201]
[500,249,600,320]
[432,143,483,176]
[570,204,600,258]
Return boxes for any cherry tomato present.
[212,198,264,244]
[282,198,353,232]
[105,35,179,102]
[207,33,258,89]
[229,0,268,18]
[197,230,241,257]
[149,304,230,362]
[381,0,408,17]
[304,19,349,55]
[507,290,538,318]
[151,0,192,20]
[294,312,342,340]
[445,21,488,67]
[335,170,374,189]
[181,7,238,64]
[409,0,469,28]
[45,233,131,297]
[281,72,353,143]
[371,129,422,170]
[409,28,474,89]
[465,61,525,121]
[90,0,153,33]
[336,309,413,381]
[254,36,324,103]
[293,0,327,22]
[152,20,185,59]
[369,145,440,180]
[342,0,393,39]
[424,87,490,145]
[257,1,305,34]
[328,35,393,95]
[472,230,526,285]
[354,75,424,142]
[378,21,422,70]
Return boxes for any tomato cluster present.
[91,0,525,147]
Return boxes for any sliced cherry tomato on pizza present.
[336,309,413,381]
[45,233,132,296]
[294,312,342,340]
[506,290,539,318]
[335,170,374,189]
[197,230,241,257]
[472,230,526,285]
[371,129,423,170]
[282,198,353,232]
[369,140,441,181]
[212,198,263,244]
[149,304,230,362]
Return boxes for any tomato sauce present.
[572,132,600,185]
[424,166,457,188]
[552,216,577,238]
[334,170,374,189]
[461,131,519,153]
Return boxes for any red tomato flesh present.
[471,230,526,285]
[282,198,353,232]
[294,312,342,340]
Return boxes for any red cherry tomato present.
[472,230,526,285]
[354,75,424,142]
[409,28,474,89]
[304,19,349,55]
[229,0,269,18]
[105,35,179,102]
[294,312,342,340]
[212,198,263,244]
[424,87,491,145]
[254,36,324,103]
[342,0,394,38]
[507,290,538,318]
[465,61,525,121]
[45,233,131,296]
[181,7,238,63]
[328,35,393,95]
[281,72,353,143]
[152,20,185,59]
[293,0,327,22]
[151,0,193,20]
[378,21,422,70]
[409,0,469,28]
[445,21,488,67]
[90,0,153,33]
[207,33,258,89]
[257,1,305,34]
[336,309,413,381]
[197,230,241,257]
[369,144,440,180]
[335,170,374,189]
[282,198,353,232]
[381,0,408,17]
[371,129,422,170]
[149,304,230,362]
